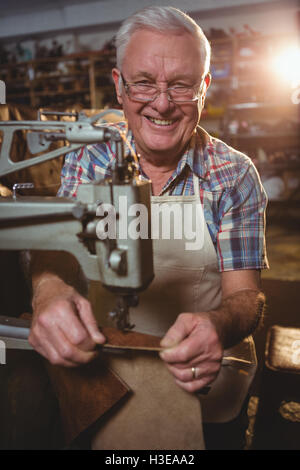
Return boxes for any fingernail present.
[159,351,167,360]
[93,331,105,343]
[160,338,177,349]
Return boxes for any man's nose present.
[151,90,173,113]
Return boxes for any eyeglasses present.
[120,73,205,104]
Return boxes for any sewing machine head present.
[0,111,154,330]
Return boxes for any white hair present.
[115,6,211,75]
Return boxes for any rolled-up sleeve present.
[216,160,269,272]
[57,143,114,198]
[57,147,90,198]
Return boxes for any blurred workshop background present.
[0,0,299,450]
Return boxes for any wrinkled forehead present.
[122,29,205,76]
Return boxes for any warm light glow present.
[271,45,300,88]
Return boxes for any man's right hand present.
[29,277,106,367]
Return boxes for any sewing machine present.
[0,111,154,345]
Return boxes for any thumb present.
[74,295,106,344]
[160,313,192,349]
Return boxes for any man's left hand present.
[159,313,223,393]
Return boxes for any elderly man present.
[29,6,267,449]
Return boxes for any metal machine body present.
[0,111,154,331]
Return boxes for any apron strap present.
[193,173,200,199]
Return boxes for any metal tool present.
[0,315,161,353]
[0,315,254,368]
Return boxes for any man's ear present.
[112,68,123,105]
[201,72,212,107]
[204,72,212,91]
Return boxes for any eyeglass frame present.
[119,72,207,104]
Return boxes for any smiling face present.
[112,29,210,166]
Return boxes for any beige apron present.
[90,174,257,449]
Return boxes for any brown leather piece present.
[21,314,165,445]
[102,326,162,350]
[44,355,129,445]
[44,327,164,445]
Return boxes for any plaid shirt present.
[58,121,268,272]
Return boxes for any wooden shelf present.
[33,73,88,80]
[0,50,116,108]
[33,88,90,96]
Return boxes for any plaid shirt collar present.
[123,124,211,191]
[185,126,212,182]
